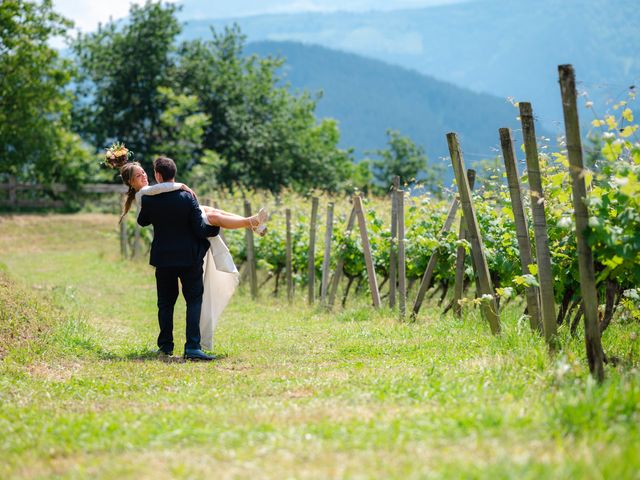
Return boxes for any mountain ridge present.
[180,0,640,132]
[243,40,524,176]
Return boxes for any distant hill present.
[241,41,522,177]
[181,0,640,133]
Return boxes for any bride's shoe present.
[250,208,269,237]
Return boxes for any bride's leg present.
[202,206,253,229]
[201,205,249,221]
[210,208,248,221]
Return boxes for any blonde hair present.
[119,162,142,224]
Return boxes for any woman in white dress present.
[118,161,265,350]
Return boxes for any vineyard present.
[121,66,640,382]
[3,1,640,475]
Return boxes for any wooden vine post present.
[453,168,476,317]
[285,208,293,303]
[353,195,381,308]
[308,197,319,305]
[452,169,476,317]
[320,202,334,306]
[558,64,605,381]
[244,200,258,299]
[389,176,400,309]
[447,133,500,334]
[396,189,406,318]
[499,127,542,332]
[519,102,557,345]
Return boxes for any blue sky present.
[52,0,467,33]
[179,0,468,19]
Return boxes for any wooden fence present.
[0,178,127,208]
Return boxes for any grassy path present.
[0,214,639,479]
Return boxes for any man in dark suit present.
[137,156,220,361]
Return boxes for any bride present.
[117,160,266,351]
[119,161,268,235]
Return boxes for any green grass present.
[0,214,639,479]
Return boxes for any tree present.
[344,159,373,195]
[370,129,440,194]
[0,0,93,189]
[154,86,224,191]
[72,8,354,193]
[173,25,353,193]
[154,86,211,173]
[71,1,181,169]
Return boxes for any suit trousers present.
[155,263,204,353]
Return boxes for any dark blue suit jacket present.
[137,190,219,268]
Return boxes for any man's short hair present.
[153,156,177,181]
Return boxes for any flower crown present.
[104,142,134,169]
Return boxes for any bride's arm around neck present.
[135,182,184,204]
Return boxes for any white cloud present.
[265,1,330,15]
[52,0,178,34]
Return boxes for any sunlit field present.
[0,214,638,479]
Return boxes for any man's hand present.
[180,184,198,201]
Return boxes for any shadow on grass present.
[49,315,227,363]
[56,332,228,364]
[98,347,229,363]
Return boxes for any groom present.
[137,156,219,361]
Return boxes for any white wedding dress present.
[136,183,239,350]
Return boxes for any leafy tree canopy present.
[173,24,353,193]
[369,129,441,194]
[0,0,93,189]
[72,4,354,194]
[71,1,182,170]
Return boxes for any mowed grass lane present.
[0,214,638,479]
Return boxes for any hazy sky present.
[52,0,467,34]
[52,0,176,33]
